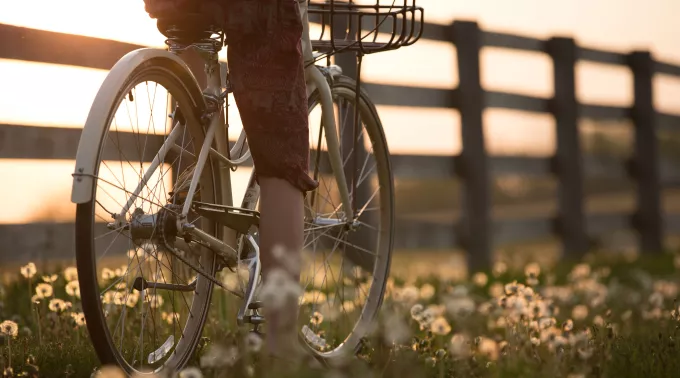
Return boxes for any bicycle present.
[70,0,423,374]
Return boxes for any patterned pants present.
[146,0,319,192]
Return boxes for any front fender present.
[71,48,203,204]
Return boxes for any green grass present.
[2,252,680,377]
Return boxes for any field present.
[2,250,680,378]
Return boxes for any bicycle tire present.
[75,53,221,374]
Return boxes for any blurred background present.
[1,0,680,277]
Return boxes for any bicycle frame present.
[71,0,354,265]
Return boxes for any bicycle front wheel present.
[74,53,221,374]
[300,75,395,360]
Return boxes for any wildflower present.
[504,281,521,295]
[161,312,178,325]
[178,367,203,378]
[114,267,125,277]
[477,337,499,361]
[20,263,37,279]
[398,286,419,304]
[419,284,435,300]
[245,332,263,353]
[472,272,488,287]
[449,333,470,358]
[49,298,69,312]
[42,274,58,283]
[101,268,116,281]
[127,249,144,259]
[63,267,78,282]
[35,283,54,299]
[145,294,164,309]
[524,262,541,278]
[430,317,451,335]
[593,315,605,326]
[66,281,81,298]
[0,320,18,338]
[410,304,424,320]
[538,317,556,330]
[492,261,507,277]
[310,311,324,326]
[488,283,504,298]
[562,319,574,332]
[568,264,591,281]
[71,312,86,327]
[530,336,540,346]
[126,292,140,308]
[572,304,588,320]
[31,294,41,304]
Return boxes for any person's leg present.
[224,0,318,360]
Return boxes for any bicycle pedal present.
[192,201,259,234]
[243,315,266,325]
[248,301,264,310]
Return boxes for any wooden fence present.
[1,20,680,270]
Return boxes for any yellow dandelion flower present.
[101,268,115,281]
[20,263,37,279]
[49,298,68,312]
[310,311,324,326]
[63,267,78,282]
[430,317,452,335]
[42,274,58,284]
[35,283,53,299]
[0,320,18,338]
[66,281,81,298]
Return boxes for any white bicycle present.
[71,0,422,374]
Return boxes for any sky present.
[0,0,679,223]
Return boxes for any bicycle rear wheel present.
[299,75,394,360]
[74,54,221,374]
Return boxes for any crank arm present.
[132,276,196,292]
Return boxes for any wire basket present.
[307,0,424,55]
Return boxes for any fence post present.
[629,51,663,253]
[451,21,492,270]
[547,37,588,259]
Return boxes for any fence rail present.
[1,20,680,270]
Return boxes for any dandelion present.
[449,333,470,358]
[310,311,324,326]
[398,286,420,304]
[101,268,116,281]
[63,267,78,282]
[66,281,81,298]
[145,294,164,309]
[0,321,18,338]
[42,274,58,283]
[504,281,521,295]
[49,298,69,312]
[410,304,424,320]
[419,284,435,300]
[488,283,504,298]
[161,312,178,325]
[477,337,499,361]
[563,319,574,332]
[530,336,541,346]
[20,263,37,279]
[572,304,589,321]
[35,283,53,299]
[341,300,356,313]
[472,272,488,287]
[492,261,507,277]
[525,262,541,277]
[126,292,140,308]
[245,332,263,353]
[430,317,452,335]
[301,290,327,305]
[71,312,86,327]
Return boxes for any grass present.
[2,251,680,378]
